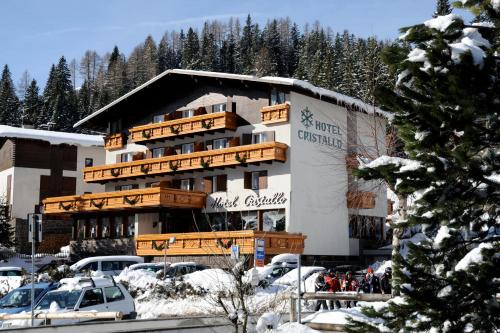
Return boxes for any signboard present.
[230,245,240,261]
[297,107,343,149]
[206,191,288,213]
[28,213,42,242]
[254,238,265,267]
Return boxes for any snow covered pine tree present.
[346,1,499,332]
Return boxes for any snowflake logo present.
[301,108,313,128]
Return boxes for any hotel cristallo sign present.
[298,107,343,149]
[205,191,288,212]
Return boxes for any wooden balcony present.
[136,230,306,257]
[42,187,206,214]
[129,112,238,143]
[260,103,289,124]
[83,141,288,183]
[104,133,126,150]
[346,191,376,209]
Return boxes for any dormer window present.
[153,115,164,123]
[212,103,226,113]
[270,88,285,106]
[182,110,194,118]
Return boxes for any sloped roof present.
[74,69,390,129]
[0,125,103,147]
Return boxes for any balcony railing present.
[346,191,376,209]
[260,103,289,124]
[104,133,126,150]
[42,187,206,214]
[129,112,238,143]
[136,230,306,257]
[83,141,288,183]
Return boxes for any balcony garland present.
[141,129,152,139]
[169,160,180,172]
[58,201,74,211]
[141,164,150,174]
[170,124,180,134]
[235,152,248,164]
[152,240,166,251]
[111,168,121,177]
[90,199,105,209]
[215,238,233,249]
[123,195,140,205]
[201,118,214,129]
[200,157,210,168]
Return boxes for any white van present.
[70,256,144,276]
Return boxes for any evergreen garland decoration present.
[201,119,214,129]
[111,168,121,177]
[140,164,150,174]
[90,199,105,209]
[235,152,248,163]
[58,201,74,211]
[123,195,140,205]
[200,157,210,168]
[215,238,233,249]
[168,160,180,172]
[152,240,166,251]
[141,129,151,139]
[170,125,180,134]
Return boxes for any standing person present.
[325,270,341,309]
[314,271,328,311]
[342,271,359,308]
[380,267,392,294]
[360,267,382,294]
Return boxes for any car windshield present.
[0,270,22,276]
[35,290,81,310]
[0,289,43,308]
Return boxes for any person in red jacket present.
[342,271,359,308]
[324,270,341,309]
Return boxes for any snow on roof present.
[270,253,299,265]
[0,267,22,271]
[74,69,391,128]
[58,276,117,291]
[0,125,103,147]
[273,266,325,286]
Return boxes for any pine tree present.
[158,36,169,73]
[182,28,200,70]
[347,2,500,332]
[106,46,127,101]
[200,22,218,71]
[240,15,256,74]
[433,0,452,17]
[0,197,15,248]
[0,65,20,126]
[143,35,159,80]
[22,79,42,126]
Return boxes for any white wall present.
[10,167,50,219]
[0,168,14,204]
[135,212,160,235]
[64,146,105,195]
[289,92,350,256]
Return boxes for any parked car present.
[162,262,209,279]
[272,266,326,287]
[128,262,168,273]
[1,276,136,328]
[258,263,297,287]
[0,267,22,277]
[70,256,144,276]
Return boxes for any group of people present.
[314,266,392,311]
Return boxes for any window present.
[110,120,121,134]
[152,147,165,158]
[153,115,164,123]
[89,218,97,238]
[212,103,226,113]
[242,211,258,230]
[251,172,260,190]
[245,171,267,190]
[80,288,104,308]
[102,261,120,272]
[181,143,194,154]
[104,286,125,303]
[263,209,286,232]
[101,218,110,238]
[180,179,193,191]
[213,138,227,150]
[270,88,286,105]
[146,181,160,188]
[118,184,139,191]
[121,152,133,162]
[80,261,98,272]
[126,215,135,237]
[114,216,123,238]
[252,132,267,144]
[182,109,194,118]
[84,158,93,167]
[204,175,227,193]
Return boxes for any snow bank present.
[455,242,494,271]
[256,312,282,332]
[0,125,103,147]
[275,322,321,332]
[116,268,160,290]
[273,266,325,286]
[183,268,235,292]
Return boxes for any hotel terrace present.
[43,70,389,264]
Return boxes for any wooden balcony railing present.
[129,112,238,143]
[83,141,288,183]
[136,230,306,257]
[104,133,126,150]
[260,103,289,124]
[346,191,376,209]
[42,187,206,214]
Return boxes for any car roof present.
[170,261,197,267]
[17,282,54,290]
[58,276,120,290]
[0,267,22,271]
[71,256,143,269]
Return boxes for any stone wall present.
[13,218,72,254]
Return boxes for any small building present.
[42,70,389,264]
[0,125,104,253]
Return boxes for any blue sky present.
[0,0,472,90]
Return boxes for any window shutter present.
[258,171,268,189]
[217,175,227,192]
[241,134,252,145]
[164,147,175,156]
[194,106,207,116]
[116,154,121,163]
[205,140,213,150]
[133,152,144,161]
[172,179,181,189]
[194,141,205,152]
[174,145,182,155]
[244,172,252,189]
[265,131,275,142]
[189,178,195,190]
[159,180,171,188]
[229,137,240,147]
[115,185,121,191]
[204,176,213,194]
[164,113,173,121]
[146,150,153,159]
[132,184,139,189]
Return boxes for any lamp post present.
[163,236,176,279]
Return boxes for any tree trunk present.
[391,193,407,297]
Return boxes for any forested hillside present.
[0,15,394,132]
